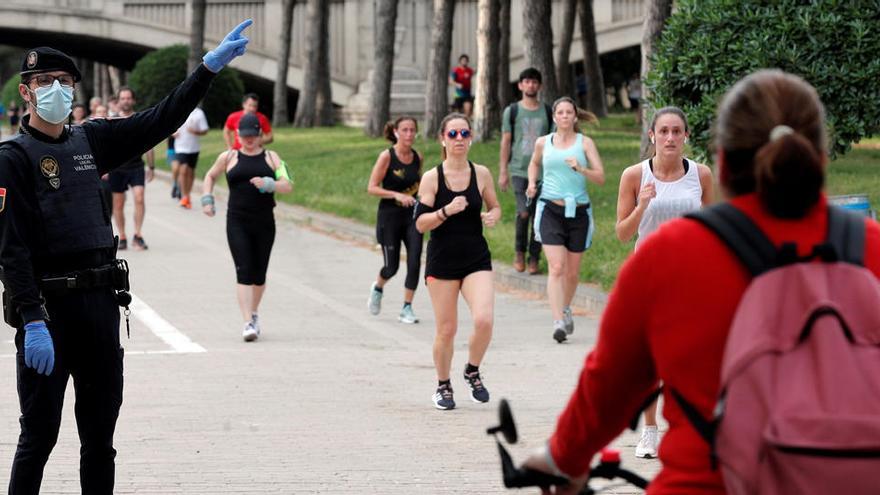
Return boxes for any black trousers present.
[376,208,423,291]
[226,213,276,285]
[9,289,123,495]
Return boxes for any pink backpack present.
[675,203,880,495]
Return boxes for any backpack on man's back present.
[676,203,880,495]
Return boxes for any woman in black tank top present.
[200,114,292,342]
[413,113,501,411]
[366,117,424,324]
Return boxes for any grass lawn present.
[169,114,880,290]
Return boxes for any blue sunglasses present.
[447,129,472,139]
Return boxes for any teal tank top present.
[539,132,590,217]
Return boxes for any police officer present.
[0,20,252,494]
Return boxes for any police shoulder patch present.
[0,187,7,213]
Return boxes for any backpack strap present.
[508,103,518,145]
[826,205,865,266]
[544,103,553,130]
[685,203,778,277]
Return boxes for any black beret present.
[20,47,82,82]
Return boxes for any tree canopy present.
[128,44,244,127]
[646,0,880,158]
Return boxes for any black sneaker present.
[463,369,490,403]
[118,238,127,251]
[171,181,181,199]
[432,384,455,410]
[553,326,567,343]
[132,235,148,250]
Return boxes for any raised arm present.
[477,164,501,227]
[615,164,648,242]
[579,136,605,185]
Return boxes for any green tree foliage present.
[127,44,244,127]
[646,0,880,158]
[1,77,22,108]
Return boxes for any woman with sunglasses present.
[366,116,424,324]
[415,112,502,410]
[527,97,605,344]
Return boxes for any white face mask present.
[29,80,74,124]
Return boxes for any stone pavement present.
[0,176,662,494]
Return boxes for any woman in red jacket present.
[522,70,880,494]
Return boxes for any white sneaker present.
[563,307,574,335]
[242,321,259,342]
[635,426,659,458]
[367,283,382,315]
[251,313,261,334]
[398,305,419,324]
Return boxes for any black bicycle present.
[488,399,649,494]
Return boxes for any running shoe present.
[171,181,181,199]
[463,368,490,403]
[553,321,567,343]
[563,307,575,335]
[132,235,148,250]
[251,313,260,334]
[367,282,382,315]
[117,238,127,251]
[179,196,192,209]
[432,383,455,410]
[635,426,659,458]
[242,321,259,342]
[398,305,418,324]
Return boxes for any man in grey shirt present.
[498,68,552,274]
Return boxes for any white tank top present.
[635,158,703,250]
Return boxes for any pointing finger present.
[231,18,253,37]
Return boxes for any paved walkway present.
[0,177,661,493]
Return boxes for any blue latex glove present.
[202,19,253,72]
[24,321,54,376]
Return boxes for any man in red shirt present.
[449,54,475,118]
[223,92,273,150]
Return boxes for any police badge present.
[39,155,61,189]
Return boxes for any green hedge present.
[647,0,880,159]
[127,44,244,127]
[1,77,22,109]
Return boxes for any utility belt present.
[3,260,131,329]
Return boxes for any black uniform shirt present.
[0,64,216,323]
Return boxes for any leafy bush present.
[647,0,880,158]
[127,44,244,127]
[1,77,22,108]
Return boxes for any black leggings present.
[376,208,423,291]
[227,214,275,285]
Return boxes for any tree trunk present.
[315,0,334,126]
[294,0,325,127]
[365,0,399,137]
[473,0,501,141]
[522,0,557,102]
[497,0,512,108]
[188,0,207,73]
[556,0,577,98]
[579,0,607,117]
[424,0,456,138]
[107,66,121,97]
[640,0,673,157]
[272,0,295,126]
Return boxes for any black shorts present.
[175,152,200,169]
[108,166,145,193]
[453,95,473,109]
[535,200,592,252]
